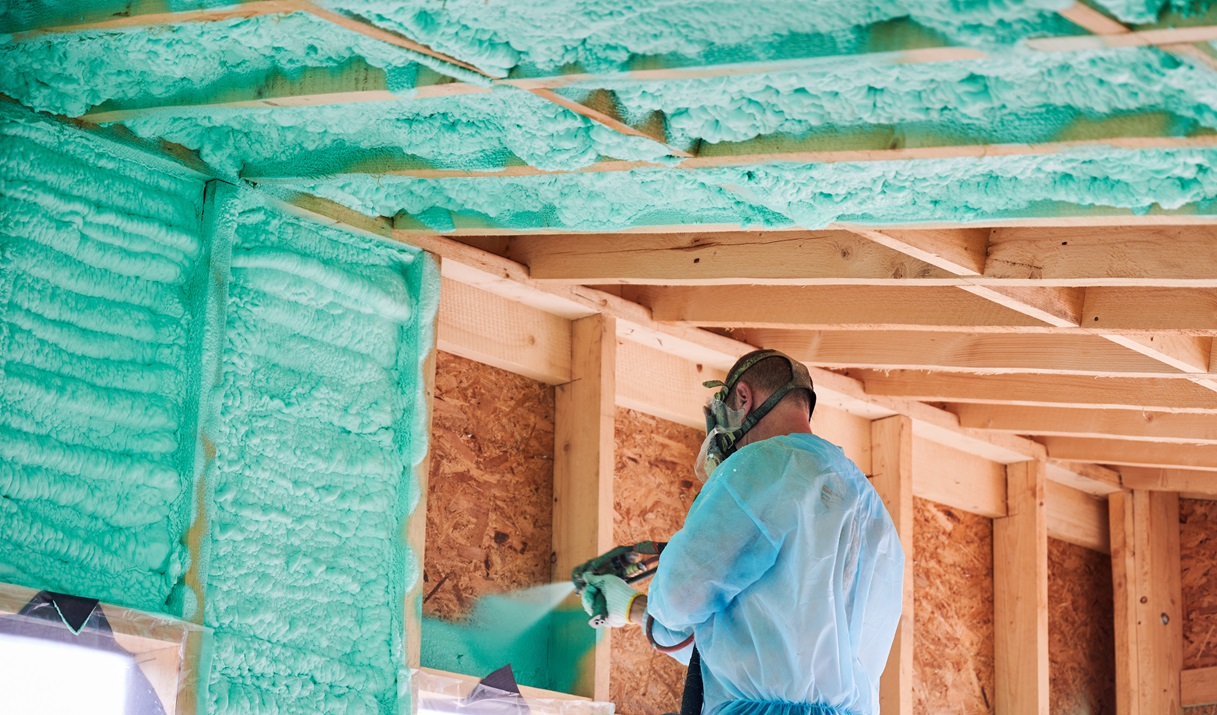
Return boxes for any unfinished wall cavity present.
[1048,538,1116,714]
[1182,498,1217,671]
[612,407,704,715]
[913,497,996,714]
[0,105,209,616]
[420,352,562,689]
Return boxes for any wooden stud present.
[855,370,1217,412]
[994,460,1050,715]
[953,404,1217,443]
[1046,481,1110,553]
[870,416,914,715]
[551,314,616,700]
[1109,490,1183,714]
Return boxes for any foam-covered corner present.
[0,102,441,714]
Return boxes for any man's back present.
[648,433,905,715]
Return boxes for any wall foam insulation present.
[0,104,441,714]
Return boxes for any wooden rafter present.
[953,404,1217,443]
[1121,466,1217,496]
[9,0,300,36]
[1046,436,1217,470]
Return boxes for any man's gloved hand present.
[580,573,640,629]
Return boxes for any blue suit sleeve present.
[647,449,782,635]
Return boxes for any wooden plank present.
[1044,436,1217,471]
[1183,665,1217,707]
[848,227,989,275]
[985,226,1217,287]
[406,302,439,670]
[959,285,1085,327]
[1083,288,1217,332]
[1046,480,1110,553]
[912,437,1007,518]
[1110,490,1183,714]
[636,284,1054,330]
[954,404,1217,443]
[11,0,301,36]
[1028,23,1217,50]
[870,416,913,715]
[1120,466,1217,496]
[1058,2,1131,34]
[437,277,571,384]
[1102,333,1213,374]
[508,231,954,285]
[993,460,1050,715]
[731,329,1187,376]
[526,88,692,158]
[551,314,616,700]
[856,370,1217,412]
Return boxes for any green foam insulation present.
[561,47,1217,148]
[204,191,438,714]
[320,0,1077,77]
[1089,0,1214,25]
[0,104,209,615]
[0,11,484,119]
[116,88,674,178]
[0,104,440,714]
[270,146,1217,231]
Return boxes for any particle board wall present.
[611,407,704,715]
[423,351,556,620]
[1182,498,1217,670]
[1047,538,1116,714]
[913,497,996,714]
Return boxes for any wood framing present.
[1120,466,1217,498]
[1044,436,1217,471]
[870,416,913,715]
[953,404,1217,443]
[551,314,617,700]
[912,438,1007,518]
[1183,666,1217,707]
[993,460,1050,715]
[1109,490,1183,714]
[406,321,439,669]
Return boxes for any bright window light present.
[0,632,133,715]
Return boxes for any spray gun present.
[571,542,694,653]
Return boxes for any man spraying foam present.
[580,349,904,715]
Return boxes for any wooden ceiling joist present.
[1029,21,1217,51]
[1044,436,1217,471]
[1121,466,1217,497]
[853,370,1217,412]
[952,404,1217,443]
[10,0,299,36]
[726,329,1196,377]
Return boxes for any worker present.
[582,349,904,715]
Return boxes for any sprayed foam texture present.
[203,191,438,715]
[1090,0,1215,24]
[272,145,1217,231]
[563,47,1217,148]
[319,0,1076,77]
[0,105,208,615]
[0,12,482,119]
[117,88,673,178]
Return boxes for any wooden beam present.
[994,460,1050,714]
[437,277,571,384]
[1046,480,1110,553]
[731,329,1190,377]
[985,226,1217,287]
[870,416,913,715]
[636,285,1056,330]
[508,231,954,285]
[525,88,691,158]
[1183,665,1217,707]
[616,341,720,429]
[1083,288,1217,332]
[912,438,1007,518]
[1044,436,1217,471]
[1058,2,1132,34]
[1109,490,1183,714]
[855,370,1217,412]
[551,314,616,700]
[1029,23,1217,51]
[406,313,439,670]
[1120,466,1217,497]
[955,403,1217,443]
[10,0,301,36]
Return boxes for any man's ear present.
[733,382,753,414]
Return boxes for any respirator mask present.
[693,350,817,482]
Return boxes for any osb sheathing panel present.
[423,351,556,620]
[611,407,704,715]
[1182,498,1217,670]
[1048,537,1116,714]
[913,497,996,714]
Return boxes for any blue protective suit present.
[646,433,904,715]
